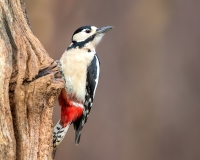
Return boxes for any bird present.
[53,25,113,152]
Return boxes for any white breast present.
[60,48,95,102]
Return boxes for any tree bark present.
[0,0,63,159]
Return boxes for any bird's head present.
[69,25,113,50]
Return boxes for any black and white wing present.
[73,54,100,144]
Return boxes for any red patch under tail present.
[58,89,83,127]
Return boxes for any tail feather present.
[53,120,70,154]
[75,130,82,145]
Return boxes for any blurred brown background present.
[25,0,200,160]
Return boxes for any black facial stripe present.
[67,33,96,50]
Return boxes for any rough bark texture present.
[0,0,63,159]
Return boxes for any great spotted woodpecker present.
[53,25,113,151]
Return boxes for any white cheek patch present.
[73,31,94,42]
[73,32,88,42]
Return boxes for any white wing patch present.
[93,55,100,98]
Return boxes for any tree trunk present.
[0,0,63,159]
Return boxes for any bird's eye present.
[85,29,91,33]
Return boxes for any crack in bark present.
[0,0,64,159]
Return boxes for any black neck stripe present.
[67,34,96,50]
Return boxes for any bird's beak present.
[96,26,114,34]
